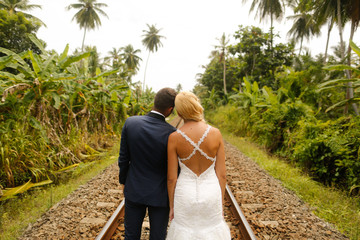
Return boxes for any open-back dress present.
[166,125,231,240]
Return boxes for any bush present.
[207,104,360,192]
[290,117,360,189]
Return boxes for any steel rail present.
[225,184,257,240]
[95,199,125,240]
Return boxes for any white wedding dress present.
[166,125,231,240]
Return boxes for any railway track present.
[20,116,347,239]
[95,184,256,240]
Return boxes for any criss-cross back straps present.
[176,125,216,162]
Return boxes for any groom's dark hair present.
[154,88,177,112]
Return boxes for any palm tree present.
[312,0,345,62]
[84,45,101,77]
[344,0,360,115]
[120,44,142,74]
[215,33,230,95]
[323,18,335,63]
[142,24,165,91]
[312,0,359,114]
[0,0,44,25]
[287,12,320,55]
[243,0,284,50]
[66,0,108,51]
[176,83,182,92]
[345,0,360,65]
[105,47,122,68]
[333,0,358,115]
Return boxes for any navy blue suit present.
[118,112,176,239]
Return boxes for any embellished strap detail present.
[177,125,216,162]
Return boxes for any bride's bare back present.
[173,121,222,176]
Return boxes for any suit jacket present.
[118,112,176,207]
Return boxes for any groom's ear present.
[165,107,174,117]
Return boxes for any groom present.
[118,87,177,240]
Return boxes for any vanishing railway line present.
[95,185,256,240]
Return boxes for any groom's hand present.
[120,184,125,196]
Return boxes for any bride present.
[166,92,231,240]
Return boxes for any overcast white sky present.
[31,0,359,92]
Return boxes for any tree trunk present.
[299,37,303,56]
[270,14,274,52]
[337,0,350,114]
[336,0,359,115]
[81,27,87,51]
[251,53,256,76]
[239,77,242,93]
[324,21,333,64]
[347,21,355,65]
[347,20,359,115]
[337,0,345,59]
[143,51,151,92]
[223,52,227,95]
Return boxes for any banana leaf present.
[323,65,360,74]
[0,72,23,83]
[93,68,120,80]
[53,164,79,173]
[326,98,360,112]
[28,34,46,53]
[0,179,53,201]
[42,54,56,74]
[59,44,69,62]
[0,48,31,72]
[0,55,13,70]
[318,78,360,88]
[29,51,41,76]
[350,40,360,57]
[60,52,91,69]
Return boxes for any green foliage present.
[228,26,294,90]
[206,75,360,192]
[290,117,360,188]
[198,25,360,194]
[209,101,360,193]
[66,0,108,50]
[196,58,242,102]
[0,10,41,54]
[318,40,360,113]
[199,32,360,193]
[253,100,314,152]
[0,36,146,194]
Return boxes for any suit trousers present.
[124,199,169,240]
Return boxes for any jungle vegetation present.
[0,0,359,223]
[195,0,360,197]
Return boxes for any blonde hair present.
[175,92,204,122]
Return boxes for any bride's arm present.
[214,130,226,205]
[167,132,178,221]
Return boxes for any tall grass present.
[0,141,120,240]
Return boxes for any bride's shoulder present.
[208,124,220,133]
[169,130,180,137]
[169,129,182,140]
[208,125,223,139]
